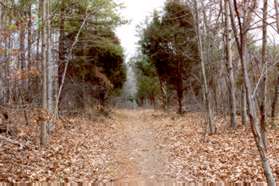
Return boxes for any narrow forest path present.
[111,109,172,183]
[1,108,278,183]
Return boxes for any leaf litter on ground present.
[0,108,278,183]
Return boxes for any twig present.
[54,7,91,117]
[0,135,24,149]
[252,60,279,99]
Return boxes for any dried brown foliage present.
[0,109,278,183]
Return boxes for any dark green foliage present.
[69,30,126,89]
[52,0,126,110]
[139,0,199,113]
[135,55,160,106]
[57,0,126,103]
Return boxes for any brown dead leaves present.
[151,112,279,182]
[0,109,279,183]
[0,110,118,182]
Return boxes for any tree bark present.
[229,0,275,184]
[224,0,237,129]
[176,59,183,114]
[193,0,215,134]
[259,0,268,149]
[41,0,48,146]
[271,73,279,125]
[36,0,43,62]
[47,0,54,115]
[58,0,65,86]
[275,0,279,32]
[272,0,279,127]
[19,20,26,103]
[27,4,32,101]
[241,86,248,126]
[54,8,90,116]
[1,8,10,104]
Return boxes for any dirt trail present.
[2,108,278,183]
[112,109,172,183]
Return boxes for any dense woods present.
[135,0,279,184]
[0,0,126,145]
[0,0,279,184]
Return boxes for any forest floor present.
[0,108,279,183]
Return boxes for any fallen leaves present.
[0,109,118,182]
[0,109,279,183]
[152,111,279,182]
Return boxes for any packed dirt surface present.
[112,110,171,182]
[1,109,279,183]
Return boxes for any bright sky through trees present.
[115,0,165,59]
[115,0,279,60]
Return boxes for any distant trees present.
[140,0,199,114]
[134,55,161,107]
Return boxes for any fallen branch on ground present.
[0,135,24,149]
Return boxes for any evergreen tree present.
[140,0,199,113]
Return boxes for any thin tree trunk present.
[1,8,10,104]
[19,26,25,71]
[241,86,248,126]
[176,59,183,114]
[36,0,43,62]
[7,17,12,104]
[271,73,279,125]
[54,8,90,116]
[47,0,54,115]
[193,0,215,134]
[275,0,279,32]
[159,78,168,111]
[259,0,268,149]
[224,0,237,129]
[271,0,279,126]
[58,0,65,86]
[41,0,48,146]
[19,23,26,102]
[27,4,32,101]
[47,1,56,132]
[229,0,275,184]
[243,33,275,186]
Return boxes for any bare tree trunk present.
[229,0,275,184]
[224,0,237,129]
[19,23,26,102]
[272,0,279,126]
[54,8,90,116]
[241,86,248,126]
[159,78,168,111]
[259,0,269,149]
[1,8,10,104]
[27,4,32,102]
[243,34,275,186]
[47,0,55,133]
[176,59,183,114]
[271,73,279,125]
[275,0,279,32]
[36,0,43,62]
[47,1,54,115]
[7,17,12,104]
[193,0,215,134]
[58,0,65,86]
[41,0,48,146]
